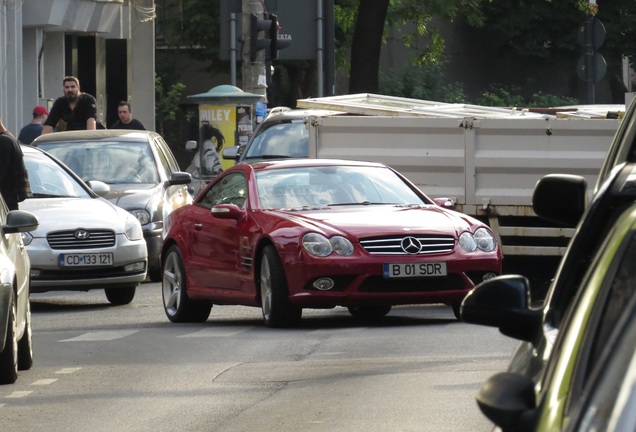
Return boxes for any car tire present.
[148,267,162,283]
[347,305,392,320]
[105,285,137,305]
[17,297,33,371]
[452,303,462,321]
[0,290,19,384]
[260,245,301,328]
[162,245,211,323]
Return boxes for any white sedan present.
[20,145,148,305]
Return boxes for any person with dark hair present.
[42,76,97,134]
[18,105,49,144]
[0,118,31,210]
[111,101,146,130]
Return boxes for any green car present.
[465,196,636,431]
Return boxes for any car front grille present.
[47,230,116,250]
[359,235,455,255]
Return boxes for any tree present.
[341,0,490,93]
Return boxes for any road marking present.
[178,327,252,337]
[31,379,58,385]
[57,367,82,374]
[5,391,32,398]
[60,330,139,342]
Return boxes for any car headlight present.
[129,209,151,226]
[21,232,33,246]
[302,233,354,257]
[125,214,144,241]
[459,228,496,253]
[474,227,496,252]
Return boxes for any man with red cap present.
[18,105,49,144]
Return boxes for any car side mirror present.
[87,180,110,197]
[533,174,587,228]
[433,197,455,209]
[186,140,197,151]
[476,372,537,431]
[167,172,192,186]
[222,146,239,160]
[461,274,542,341]
[4,210,39,233]
[211,204,244,220]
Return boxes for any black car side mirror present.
[476,372,537,431]
[533,174,587,228]
[461,274,542,341]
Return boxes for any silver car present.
[33,130,192,281]
[0,198,38,384]
[20,145,147,305]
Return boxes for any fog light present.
[313,278,335,291]
[483,272,497,281]
[125,262,146,272]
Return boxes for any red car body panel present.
[162,160,502,310]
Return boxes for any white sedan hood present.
[19,197,127,236]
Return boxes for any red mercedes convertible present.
[161,159,502,327]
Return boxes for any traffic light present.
[249,13,290,62]
[249,13,275,62]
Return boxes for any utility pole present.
[242,0,268,100]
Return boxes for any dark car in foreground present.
[161,159,502,327]
[471,193,636,431]
[0,199,39,384]
[33,130,192,281]
[461,162,636,430]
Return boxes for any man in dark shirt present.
[0,118,30,210]
[42,76,97,134]
[110,101,146,130]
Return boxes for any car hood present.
[103,184,157,209]
[268,205,476,237]
[20,197,127,235]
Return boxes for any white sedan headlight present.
[459,228,496,253]
[125,214,144,241]
[303,233,354,257]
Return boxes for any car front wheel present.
[260,245,301,328]
[0,289,18,384]
[17,297,33,371]
[105,285,137,305]
[162,245,211,323]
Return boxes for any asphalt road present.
[1,281,519,432]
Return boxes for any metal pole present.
[316,0,324,97]
[230,13,237,86]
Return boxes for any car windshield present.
[24,152,91,199]
[36,141,159,184]
[255,165,428,209]
[244,121,308,160]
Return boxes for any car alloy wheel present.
[17,297,33,371]
[162,246,211,323]
[259,245,301,328]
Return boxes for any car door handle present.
[194,223,203,230]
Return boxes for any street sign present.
[577,17,606,50]
[577,53,607,83]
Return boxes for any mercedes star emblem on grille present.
[401,236,423,254]
[74,230,90,240]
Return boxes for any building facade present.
[0,0,155,134]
